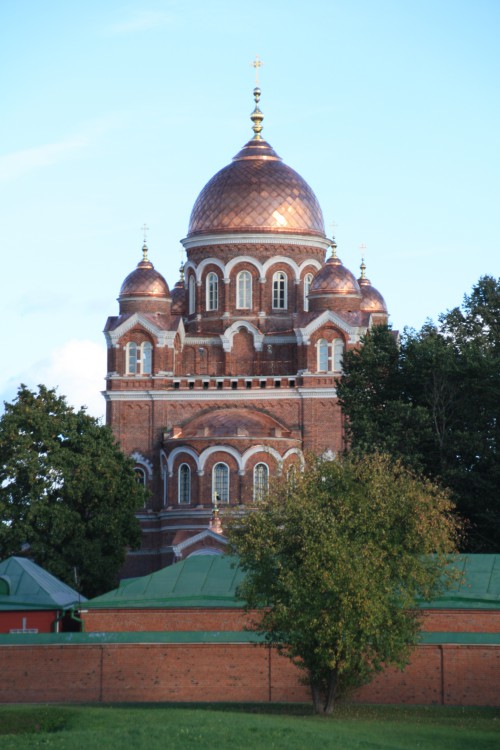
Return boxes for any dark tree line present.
[0,385,145,597]
[337,276,500,552]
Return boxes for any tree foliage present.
[0,385,145,597]
[227,452,460,714]
[337,276,500,552]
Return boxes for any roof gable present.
[0,557,85,610]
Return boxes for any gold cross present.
[252,55,263,86]
[141,223,149,243]
[359,242,367,255]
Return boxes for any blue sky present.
[1,0,498,418]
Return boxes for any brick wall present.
[0,641,498,705]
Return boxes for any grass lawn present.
[0,703,498,749]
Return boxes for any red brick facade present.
[1,640,498,706]
[104,99,389,576]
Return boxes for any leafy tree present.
[227,453,459,714]
[0,385,145,597]
[337,276,500,551]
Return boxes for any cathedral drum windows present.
[188,275,196,315]
[272,271,287,310]
[236,270,252,309]
[213,462,230,504]
[206,272,219,311]
[316,338,344,373]
[178,464,191,504]
[126,341,153,375]
[303,273,313,312]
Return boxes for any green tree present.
[0,385,145,597]
[337,276,500,551]
[227,453,459,714]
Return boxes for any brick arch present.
[199,445,243,473]
[167,446,200,476]
[241,445,282,472]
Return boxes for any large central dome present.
[187,90,325,238]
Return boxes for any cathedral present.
[104,86,388,576]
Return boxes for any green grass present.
[0,704,498,749]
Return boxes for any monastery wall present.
[0,640,498,706]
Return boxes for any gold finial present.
[251,55,263,86]
[329,221,338,258]
[251,86,264,140]
[179,261,185,283]
[360,257,367,279]
[141,224,149,261]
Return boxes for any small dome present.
[309,255,361,297]
[119,247,170,300]
[171,280,185,314]
[358,277,388,314]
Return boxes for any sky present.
[1,0,498,419]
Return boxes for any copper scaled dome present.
[187,88,325,238]
[309,255,361,297]
[119,245,170,299]
[358,260,387,313]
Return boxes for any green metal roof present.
[0,630,497,647]
[86,554,245,609]
[85,553,500,611]
[419,555,500,609]
[0,556,85,611]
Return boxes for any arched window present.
[237,270,252,309]
[206,272,218,311]
[253,463,269,501]
[333,339,344,372]
[317,338,329,372]
[272,271,287,310]
[188,275,196,315]
[142,341,152,374]
[126,342,138,374]
[303,273,313,312]
[316,338,344,372]
[134,467,146,486]
[126,341,153,375]
[178,464,191,505]
[213,462,230,504]
[287,465,298,486]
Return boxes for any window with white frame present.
[178,463,191,504]
[213,462,230,504]
[317,338,344,372]
[253,463,269,501]
[126,342,138,374]
[206,272,218,311]
[272,271,287,309]
[303,273,313,312]
[142,341,152,374]
[333,339,344,372]
[126,341,152,375]
[188,275,196,315]
[237,270,252,309]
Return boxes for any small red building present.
[0,556,85,634]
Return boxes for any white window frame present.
[272,271,287,310]
[212,462,230,504]
[206,272,219,311]
[126,341,152,375]
[303,273,313,312]
[253,463,269,502]
[236,270,252,310]
[178,463,191,505]
[317,338,344,373]
[333,339,344,372]
[126,342,138,374]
